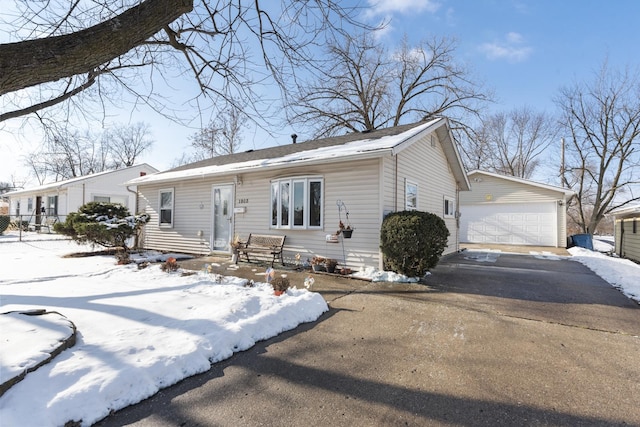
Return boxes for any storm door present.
[211,185,234,252]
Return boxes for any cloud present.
[366,0,441,17]
[479,32,532,62]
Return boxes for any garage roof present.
[467,170,575,197]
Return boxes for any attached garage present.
[460,171,574,248]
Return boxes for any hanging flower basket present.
[341,228,353,238]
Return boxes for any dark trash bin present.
[570,234,594,251]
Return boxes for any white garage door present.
[461,203,557,246]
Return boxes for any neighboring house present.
[5,164,159,224]
[612,204,640,263]
[126,117,470,270]
[459,170,574,248]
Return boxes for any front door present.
[211,185,234,252]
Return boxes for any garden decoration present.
[336,200,353,238]
[265,267,275,283]
[304,276,315,289]
[336,200,353,267]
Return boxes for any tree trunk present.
[0,0,193,95]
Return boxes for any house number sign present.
[237,198,249,204]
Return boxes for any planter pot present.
[274,290,285,296]
[325,264,337,274]
[341,229,353,238]
[231,253,238,263]
[312,264,326,272]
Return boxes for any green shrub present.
[53,202,149,251]
[380,210,450,277]
[0,215,9,235]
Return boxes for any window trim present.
[159,188,175,228]
[443,196,455,218]
[405,180,418,210]
[271,177,323,230]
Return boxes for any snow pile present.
[353,266,421,282]
[568,246,640,302]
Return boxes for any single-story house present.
[612,204,640,263]
[5,164,158,225]
[126,117,470,270]
[459,170,574,248]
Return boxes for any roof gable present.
[467,170,574,196]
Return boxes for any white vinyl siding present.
[383,131,460,254]
[615,216,640,263]
[137,159,383,267]
[139,180,218,255]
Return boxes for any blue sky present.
[1,0,640,186]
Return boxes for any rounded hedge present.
[380,210,450,277]
[53,202,149,250]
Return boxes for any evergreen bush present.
[53,202,149,251]
[380,210,449,277]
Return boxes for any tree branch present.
[0,0,193,95]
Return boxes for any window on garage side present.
[159,188,174,227]
[271,177,323,229]
[405,180,418,210]
[444,196,455,218]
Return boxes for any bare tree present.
[460,106,558,178]
[188,107,247,160]
[25,128,106,181]
[556,61,640,233]
[25,123,154,183]
[0,1,366,125]
[0,182,12,194]
[103,122,154,167]
[287,33,492,138]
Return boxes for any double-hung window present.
[271,177,323,229]
[159,188,174,227]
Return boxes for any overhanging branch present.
[0,0,193,95]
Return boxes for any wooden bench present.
[238,234,286,267]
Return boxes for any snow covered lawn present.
[0,232,638,427]
[0,234,328,427]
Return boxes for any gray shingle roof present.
[166,121,431,174]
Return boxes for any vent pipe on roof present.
[291,133,297,144]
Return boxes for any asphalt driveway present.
[424,250,640,336]
[97,251,640,427]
